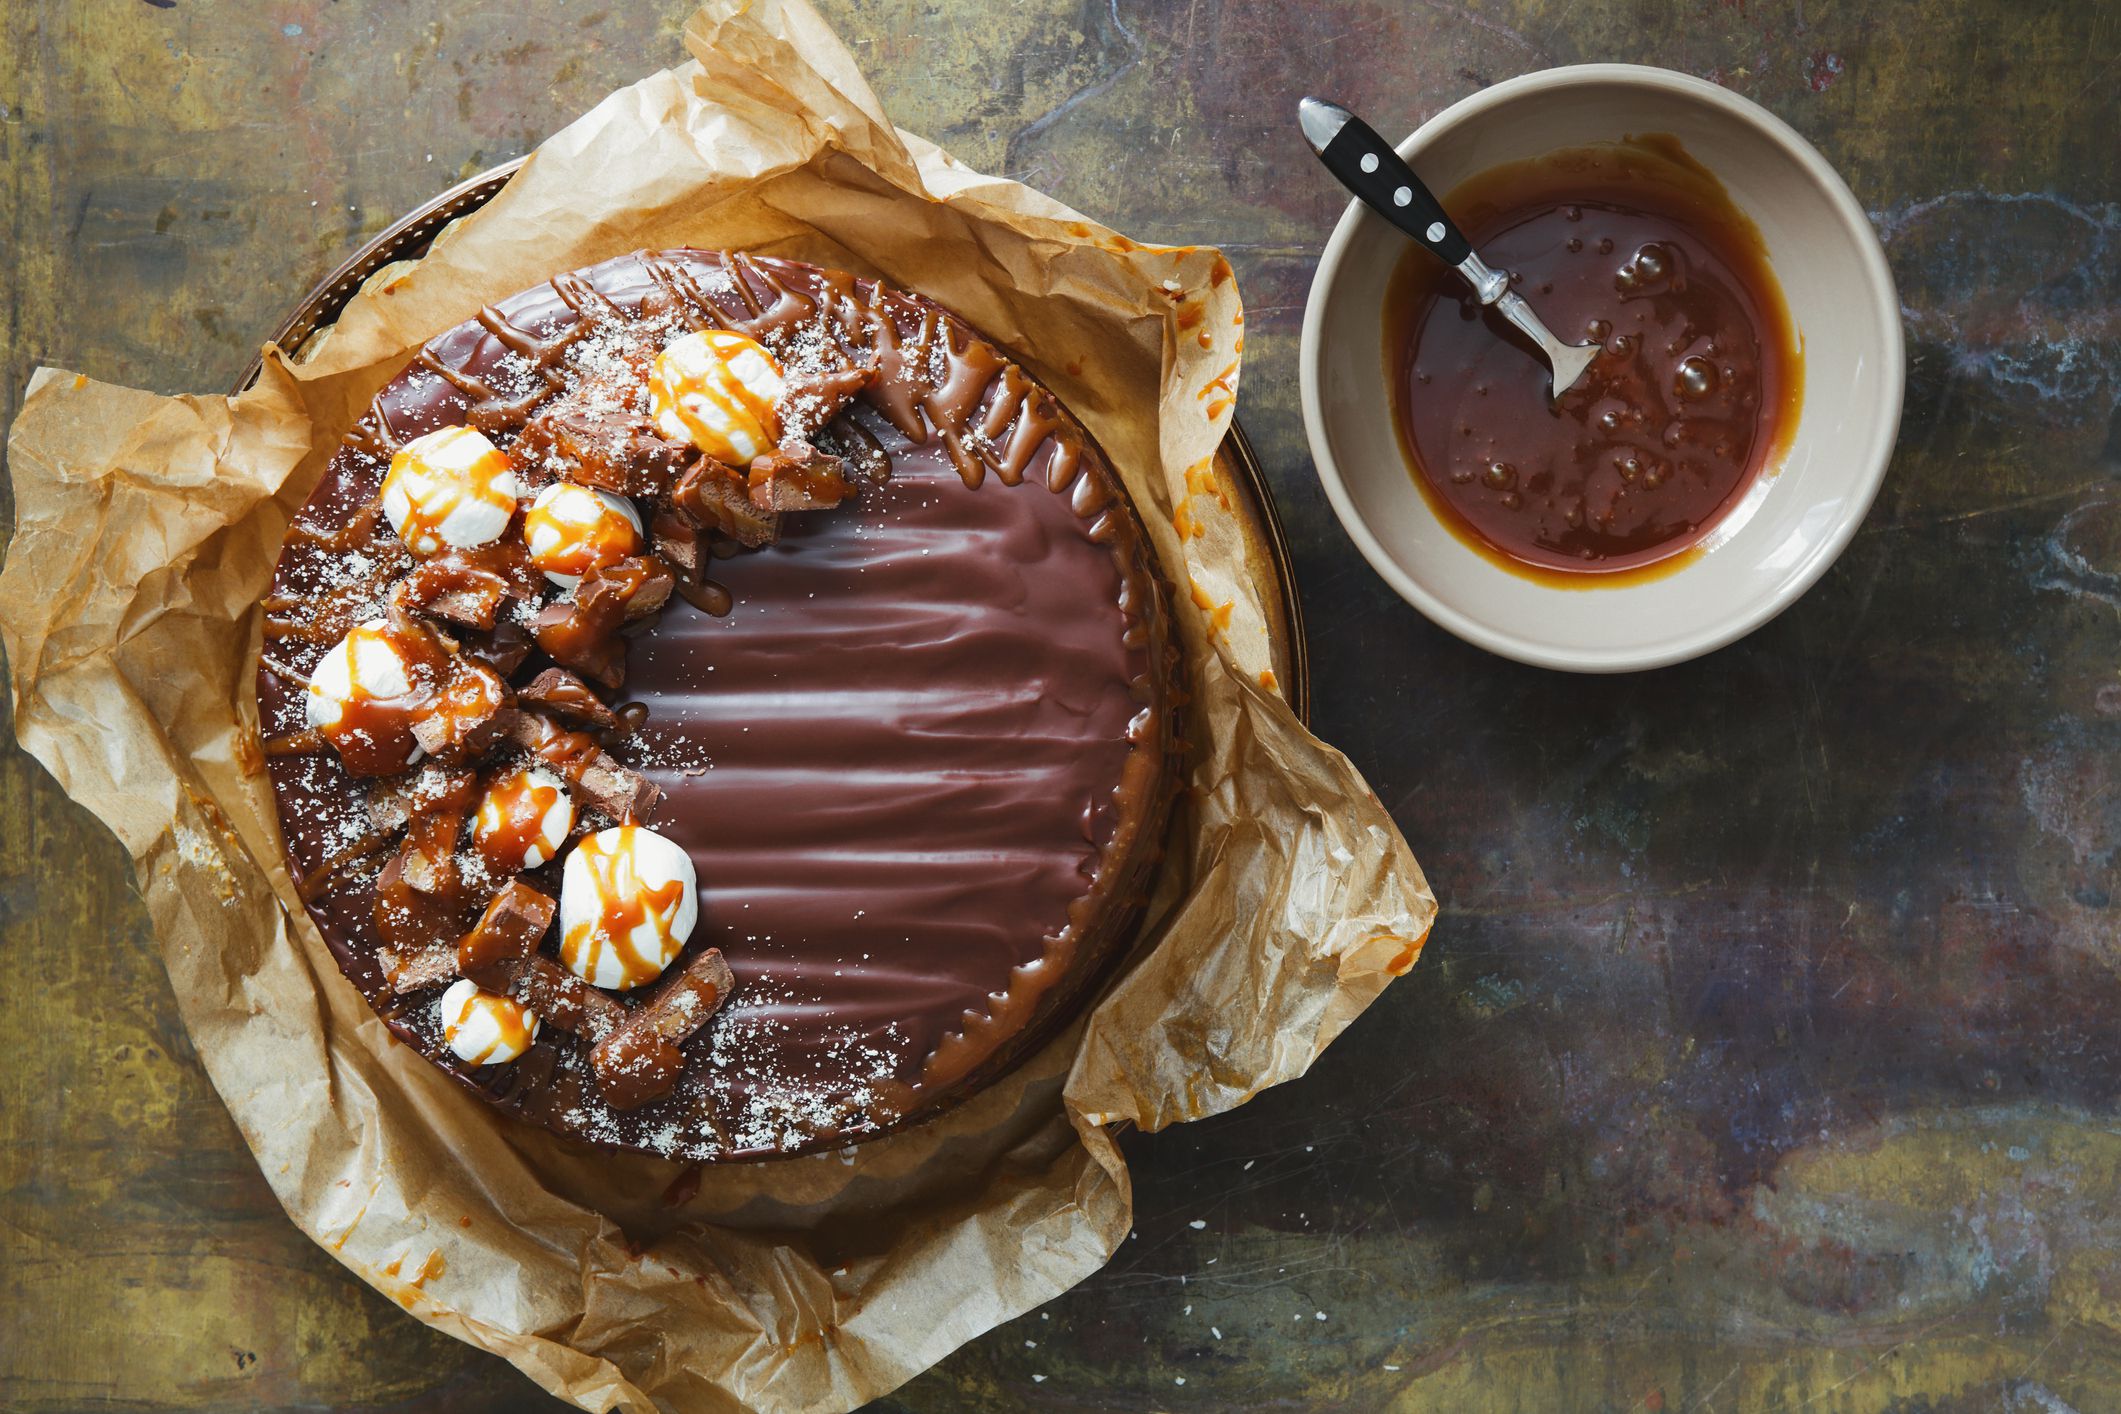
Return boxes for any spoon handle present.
[1299,97,1471,265]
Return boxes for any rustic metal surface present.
[4,1,2119,1410]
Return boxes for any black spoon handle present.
[1299,97,1471,266]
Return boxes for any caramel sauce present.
[560,826,687,989]
[315,620,452,776]
[1384,136,1802,581]
[519,714,603,784]
[474,769,568,873]
[450,989,537,1065]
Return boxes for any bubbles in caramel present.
[522,482,644,587]
[439,977,539,1064]
[649,329,786,466]
[558,824,698,991]
[472,765,576,872]
[380,425,523,557]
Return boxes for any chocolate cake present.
[255,249,1181,1160]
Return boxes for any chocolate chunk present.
[469,952,624,1041]
[395,542,543,630]
[532,601,626,689]
[409,659,516,764]
[531,557,674,689]
[515,398,691,498]
[459,619,535,678]
[379,940,461,994]
[779,361,876,441]
[506,711,663,822]
[817,417,891,486]
[518,667,621,731]
[674,460,780,547]
[456,879,556,976]
[366,784,412,835]
[588,948,736,1109]
[748,438,855,511]
[373,848,472,956]
[649,509,700,579]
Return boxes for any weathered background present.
[5,0,2120,1409]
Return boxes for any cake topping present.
[522,482,644,588]
[472,766,576,872]
[304,617,449,776]
[588,947,736,1110]
[455,879,559,978]
[380,426,523,557]
[650,329,785,465]
[558,824,698,991]
[438,977,540,1064]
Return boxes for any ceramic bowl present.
[1300,64,1903,672]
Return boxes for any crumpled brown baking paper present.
[0,3,1434,1409]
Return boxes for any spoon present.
[1299,96,1600,402]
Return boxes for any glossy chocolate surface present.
[257,250,1179,1159]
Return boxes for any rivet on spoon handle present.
[1299,96,1601,401]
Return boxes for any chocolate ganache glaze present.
[256,249,1181,1160]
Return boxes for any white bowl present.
[1300,64,1903,672]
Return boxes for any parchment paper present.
[0,4,1435,1409]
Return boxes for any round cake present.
[255,248,1180,1160]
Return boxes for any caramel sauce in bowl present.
[1301,66,1903,671]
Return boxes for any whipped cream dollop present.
[522,481,643,588]
[438,978,540,1064]
[304,618,432,771]
[649,329,786,465]
[557,824,698,990]
[380,425,522,556]
[472,766,576,872]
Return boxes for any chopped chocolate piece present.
[459,619,535,678]
[371,766,481,954]
[748,438,855,511]
[817,417,891,487]
[506,712,663,822]
[519,667,622,731]
[366,785,412,835]
[469,952,624,1041]
[674,460,780,547]
[588,948,736,1109]
[408,659,516,764]
[373,848,472,955]
[531,557,674,689]
[515,397,691,497]
[456,880,557,976]
[649,509,700,579]
[380,940,461,994]
[395,542,542,630]
[779,361,876,440]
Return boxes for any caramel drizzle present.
[640,253,741,334]
[674,579,734,617]
[258,654,312,689]
[640,252,1095,497]
[264,727,325,757]
[283,501,386,554]
[296,823,397,903]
